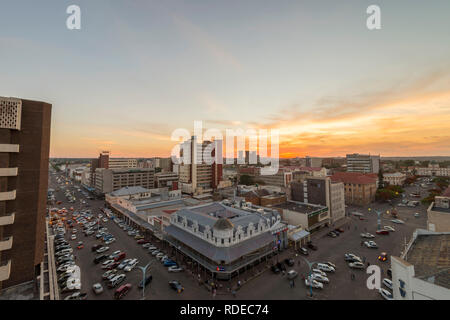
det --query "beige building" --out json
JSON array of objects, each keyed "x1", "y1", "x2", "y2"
[
  {"x1": 94, "y1": 168, "x2": 155, "y2": 194},
  {"x1": 254, "y1": 169, "x2": 292, "y2": 188},
  {"x1": 416, "y1": 164, "x2": 450, "y2": 177},
  {"x1": 346, "y1": 153, "x2": 380, "y2": 174},
  {"x1": 108, "y1": 158, "x2": 138, "y2": 169},
  {"x1": 383, "y1": 172, "x2": 406, "y2": 186},
  {"x1": 427, "y1": 196, "x2": 450, "y2": 232},
  {"x1": 331, "y1": 172, "x2": 377, "y2": 206}
]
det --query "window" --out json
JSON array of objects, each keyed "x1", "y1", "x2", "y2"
[{"x1": 221, "y1": 239, "x2": 224, "y2": 244}]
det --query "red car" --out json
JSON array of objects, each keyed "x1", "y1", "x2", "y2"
[
  {"x1": 335, "y1": 228, "x2": 344, "y2": 233},
  {"x1": 137, "y1": 239, "x2": 150, "y2": 244},
  {"x1": 106, "y1": 262, "x2": 120, "y2": 270},
  {"x1": 376, "y1": 229, "x2": 389, "y2": 235},
  {"x1": 114, "y1": 252, "x2": 126, "y2": 262}
]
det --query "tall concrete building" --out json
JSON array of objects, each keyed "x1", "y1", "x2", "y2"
[
  {"x1": 178, "y1": 136, "x2": 223, "y2": 195},
  {"x1": 290, "y1": 177, "x2": 345, "y2": 224},
  {"x1": 346, "y1": 153, "x2": 380, "y2": 174},
  {"x1": 94, "y1": 168, "x2": 155, "y2": 195},
  {"x1": 0, "y1": 97, "x2": 51, "y2": 290}
]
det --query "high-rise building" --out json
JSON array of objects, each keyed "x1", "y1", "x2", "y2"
[
  {"x1": 0, "y1": 97, "x2": 51, "y2": 290},
  {"x1": 346, "y1": 153, "x2": 380, "y2": 173},
  {"x1": 177, "y1": 136, "x2": 223, "y2": 195},
  {"x1": 94, "y1": 168, "x2": 155, "y2": 195}
]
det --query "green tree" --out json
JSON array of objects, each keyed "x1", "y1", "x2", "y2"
[{"x1": 239, "y1": 174, "x2": 254, "y2": 186}]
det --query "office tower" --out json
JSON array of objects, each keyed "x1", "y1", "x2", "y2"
[
  {"x1": 0, "y1": 97, "x2": 51, "y2": 290},
  {"x1": 346, "y1": 153, "x2": 380, "y2": 173}
]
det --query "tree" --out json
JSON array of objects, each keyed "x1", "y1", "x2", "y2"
[
  {"x1": 378, "y1": 168, "x2": 384, "y2": 190},
  {"x1": 239, "y1": 175, "x2": 254, "y2": 186}
]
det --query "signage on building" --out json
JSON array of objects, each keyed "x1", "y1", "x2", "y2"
[{"x1": 216, "y1": 266, "x2": 225, "y2": 272}]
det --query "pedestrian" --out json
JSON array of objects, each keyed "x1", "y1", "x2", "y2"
[
  {"x1": 289, "y1": 280, "x2": 293, "y2": 288},
  {"x1": 232, "y1": 289, "x2": 236, "y2": 298},
  {"x1": 237, "y1": 280, "x2": 241, "y2": 288},
  {"x1": 212, "y1": 288, "x2": 216, "y2": 298}
]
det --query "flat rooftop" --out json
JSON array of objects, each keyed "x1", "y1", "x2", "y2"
[
  {"x1": 274, "y1": 200, "x2": 326, "y2": 214},
  {"x1": 406, "y1": 233, "x2": 450, "y2": 289},
  {"x1": 431, "y1": 205, "x2": 450, "y2": 214}
]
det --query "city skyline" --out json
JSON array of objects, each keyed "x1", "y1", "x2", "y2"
[{"x1": 1, "y1": 1, "x2": 449, "y2": 158}]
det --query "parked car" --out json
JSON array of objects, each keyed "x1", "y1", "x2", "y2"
[
  {"x1": 364, "y1": 241, "x2": 378, "y2": 249},
  {"x1": 114, "y1": 252, "x2": 126, "y2": 262},
  {"x1": 299, "y1": 247, "x2": 308, "y2": 256},
  {"x1": 360, "y1": 232, "x2": 375, "y2": 239},
  {"x1": 169, "y1": 280, "x2": 184, "y2": 293},
  {"x1": 102, "y1": 269, "x2": 117, "y2": 280},
  {"x1": 109, "y1": 250, "x2": 122, "y2": 259},
  {"x1": 284, "y1": 258, "x2": 295, "y2": 267},
  {"x1": 391, "y1": 219, "x2": 405, "y2": 224},
  {"x1": 137, "y1": 239, "x2": 149, "y2": 244},
  {"x1": 317, "y1": 263, "x2": 335, "y2": 273},
  {"x1": 164, "y1": 260, "x2": 177, "y2": 267},
  {"x1": 64, "y1": 292, "x2": 87, "y2": 300},
  {"x1": 335, "y1": 228, "x2": 344, "y2": 233},
  {"x1": 379, "y1": 288, "x2": 393, "y2": 300},
  {"x1": 305, "y1": 278, "x2": 323, "y2": 289},
  {"x1": 348, "y1": 261, "x2": 365, "y2": 269},
  {"x1": 138, "y1": 275, "x2": 153, "y2": 288},
  {"x1": 93, "y1": 254, "x2": 109, "y2": 264},
  {"x1": 307, "y1": 242, "x2": 318, "y2": 251},
  {"x1": 376, "y1": 229, "x2": 389, "y2": 235},
  {"x1": 118, "y1": 259, "x2": 131, "y2": 270},
  {"x1": 151, "y1": 250, "x2": 160, "y2": 256},
  {"x1": 142, "y1": 243, "x2": 152, "y2": 249},
  {"x1": 378, "y1": 252, "x2": 388, "y2": 262},
  {"x1": 384, "y1": 226, "x2": 395, "y2": 232},
  {"x1": 168, "y1": 266, "x2": 183, "y2": 273},
  {"x1": 92, "y1": 283, "x2": 103, "y2": 295},
  {"x1": 382, "y1": 278, "x2": 393, "y2": 290},
  {"x1": 108, "y1": 274, "x2": 126, "y2": 288},
  {"x1": 324, "y1": 261, "x2": 336, "y2": 269},
  {"x1": 96, "y1": 246, "x2": 109, "y2": 254},
  {"x1": 309, "y1": 273, "x2": 329, "y2": 283},
  {"x1": 114, "y1": 283, "x2": 132, "y2": 300},
  {"x1": 271, "y1": 265, "x2": 281, "y2": 274},
  {"x1": 287, "y1": 270, "x2": 298, "y2": 280},
  {"x1": 312, "y1": 269, "x2": 326, "y2": 277},
  {"x1": 124, "y1": 260, "x2": 138, "y2": 272}
]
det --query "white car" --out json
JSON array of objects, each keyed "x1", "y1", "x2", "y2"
[
  {"x1": 324, "y1": 262, "x2": 336, "y2": 269},
  {"x1": 156, "y1": 253, "x2": 165, "y2": 259},
  {"x1": 148, "y1": 246, "x2": 157, "y2": 251},
  {"x1": 312, "y1": 269, "x2": 327, "y2": 277},
  {"x1": 349, "y1": 261, "x2": 365, "y2": 269},
  {"x1": 159, "y1": 255, "x2": 168, "y2": 262},
  {"x1": 379, "y1": 288, "x2": 393, "y2": 300},
  {"x1": 168, "y1": 266, "x2": 183, "y2": 272},
  {"x1": 305, "y1": 278, "x2": 323, "y2": 289},
  {"x1": 71, "y1": 234, "x2": 77, "y2": 240},
  {"x1": 124, "y1": 260, "x2": 138, "y2": 272},
  {"x1": 287, "y1": 270, "x2": 298, "y2": 280},
  {"x1": 414, "y1": 212, "x2": 420, "y2": 217},
  {"x1": 382, "y1": 278, "x2": 393, "y2": 290},
  {"x1": 142, "y1": 243, "x2": 152, "y2": 249},
  {"x1": 364, "y1": 241, "x2": 378, "y2": 249},
  {"x1": 96, "y1": 246, "x2": 109, "y2": 253},
  {"x1": 384, "y1": 226, "x2": 395, "y2": 232},
  {"x1": 360, "y1": 232, "x2": 375, "y2": 239},
  {"x1": 102, "y1": 259, "x2": 114, "y2": 266},
  {"x1": 109, "y1": 250, "x2": 121, "y2": 259},
  {"x1": 391, "y1": 219, "x2": 405, "y2": 224},
  {"x1": 309, "y1": 273, "x2": 329, "y2": 283},
  {"x1": 316, "y1": 263, "x2": 335, "y2": 273},
  {"x1": 151, "y1": 250, "x2": 160, "y2": 256}
]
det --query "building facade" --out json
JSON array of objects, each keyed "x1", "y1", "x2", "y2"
[
  {"x1": 274, "y1": 200, "x2": 330, "y2": 232},
  {"x1": 331, "y1": 172, "x2": 377, "y2": 206},
  {"x1": 0, "y1": 97, "x2": 51, "y2": 290},
  {"x1": 178, "y1": 136, "x2": 223, "y2": 195},
  {"x1": 94, "y1": 168, "x2": 155, "y2": 195},
  {"x1": 383, "y1": 172, "x2": 406, "y2": 186},
  {"x1": 346, "y1": 153, "x2": 380, "y2": 174},
  {"x1": 416, "y1": 164, "x2": 450, "y2": 177}
]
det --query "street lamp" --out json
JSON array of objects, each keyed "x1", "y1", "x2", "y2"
[
  {"x1": 137, "y1": 261, "x2": 152, "y2": 300},
  {"x1": 375, "y1": 210, "x2": 382, "y2": 230},
  {"x1": 301, "y1": 257, "x2": 318, "y2": 298}
]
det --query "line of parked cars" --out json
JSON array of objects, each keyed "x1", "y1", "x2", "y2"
[{"x1": 304, "y1": 262, "x2": 336, "y2": 289}]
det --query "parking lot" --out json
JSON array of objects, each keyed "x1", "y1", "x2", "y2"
[{"x1": 50, "y1": 172, "x2": 428, "y2": 300}]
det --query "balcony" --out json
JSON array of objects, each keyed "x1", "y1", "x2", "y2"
[
  {"x1": 0, "y1": 260, "x2": 11, "y2": 281},
  {"x1": 0, "y1": 213, "x2": 15, "y2": 226},
  {"x1": 0, "y1": 236, "x2": 13, "y2": 251},
  {"x1": 0, "y1": 144, "x2": 19, "y2": 153},
  {"x1": 0, "y1": 168, "x2": 18, "y2": 177},
  {"x1": 0, "y1": 190, "x2": 16, "y2": 201}
]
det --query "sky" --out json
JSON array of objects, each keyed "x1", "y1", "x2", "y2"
[{"x1": 1, "y1": 0, "x2": 449, "y2": 158}]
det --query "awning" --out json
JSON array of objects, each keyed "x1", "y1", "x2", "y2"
[{"x1": 289, "y1": 229, "x2": 310, "y2": 242}]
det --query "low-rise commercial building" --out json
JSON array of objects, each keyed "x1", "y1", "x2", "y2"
[
  {"x1": 416, "y1": 164, "x2": 450, "y2": 177},
  {"x1": 155, "y1": 172, "x2": 179, "y2": 190},
  {"x1": 274, "y1": 200, "x2": 330, "y2": 232},
  {"x1": 391, "y1": 229, "x2": 450, "y2": 300},
  {"x1": 346, "y1": 153, "x2": 380, "y2": 174},
  {"x1": 383, "y1": 172, "x2": 406, "y2": 186}
]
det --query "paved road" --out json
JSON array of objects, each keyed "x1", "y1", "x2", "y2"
[{"x1": 50, "y1": 172, "x2": 428, "y2": 300}]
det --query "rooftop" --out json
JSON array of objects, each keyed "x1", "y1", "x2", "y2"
[
  {"x1": 406, "y1": 232, "x2": 450, "y2": 289},
  {"x1": 109, "y1": 186, "x2": 150, "y2": 197},
  {"x1": 331, "y1": 172, "x2": 378, "y2": 185},
  {"x1": 274, "y1": 200, "x2": 326, "y2": 214}
]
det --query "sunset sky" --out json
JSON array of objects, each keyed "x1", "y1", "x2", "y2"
[{"x1": 1, "y1": 0, "x2": 449, "y2": 158}]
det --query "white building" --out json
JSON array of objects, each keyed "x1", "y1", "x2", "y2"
[
  {"x1": 416, "y1": 164, "x2": 450, "y2": 177},
  {"x1": 391, "y1": 229, "x2": 450, "y2": 300},
  {"x1": 383, "y1": 172, "x2": 406, "y2": 186}
]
